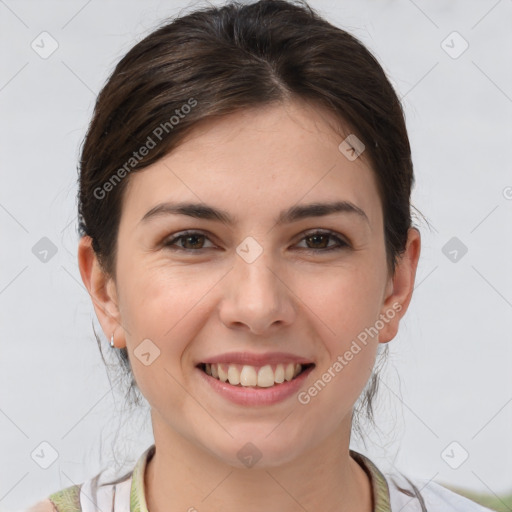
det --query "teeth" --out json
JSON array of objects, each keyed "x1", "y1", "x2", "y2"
[
  {"x1": 274, "y1": 363, "x2": 285, "y2": 383},
  {"x1": 204, "y1": 362, "x2": 306, "y2": 387},
  {"x1": 218, "y1": 364, "x2": 228, "y2": 382},
  {"x1": 257, "y1": 365, "x2": 275, "y2": 387},
  {"x1": 240, "y1": 365, "x2": 257, "y2": 386},
  {"x1": 285, "y1": 363, "x2": 294, "y2": 381},
  {"x1": 227, "y1": 365, "x2": 240, "y2": 385}
]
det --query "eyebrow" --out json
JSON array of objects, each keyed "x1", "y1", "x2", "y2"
[{"x1": 139, "y1": 200, "x2": 370, "y2": 226}]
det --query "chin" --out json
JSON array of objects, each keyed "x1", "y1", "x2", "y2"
[{"x1": 203, "y1": 431, "x2": 305, "y2": 470}]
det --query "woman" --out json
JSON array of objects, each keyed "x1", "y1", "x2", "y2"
[{"x1": 27, "y1": 0, "x2": 492, "y2": 510}]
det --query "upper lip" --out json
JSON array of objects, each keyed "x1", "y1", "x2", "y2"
[{"x1": 198, "y1": 352, "x2": 315, "y2": 366}]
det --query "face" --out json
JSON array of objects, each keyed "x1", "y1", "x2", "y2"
[{"x1": 80, "y1": 99, "x2": 419, "y2": 469}]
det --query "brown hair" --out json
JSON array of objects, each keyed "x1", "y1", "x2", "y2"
[{"x1": 78, "y1": 0, "x2": 421, "y2": 458}]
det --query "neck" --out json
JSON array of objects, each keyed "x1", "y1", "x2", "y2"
[{"x1": 144, "y1": 413, "x2": 373, "y2": 512}]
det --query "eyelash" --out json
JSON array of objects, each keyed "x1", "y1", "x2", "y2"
[{"x1": 162, "y1": 229, "x2": 350, "y2": 253}]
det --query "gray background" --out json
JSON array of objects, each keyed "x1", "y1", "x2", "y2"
[{"x1": 1, "y1": 0, "x2": 511, "y2": 509}]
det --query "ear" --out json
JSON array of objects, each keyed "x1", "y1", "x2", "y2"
[
  {"x1": 77, "y1": 236, "x2": 126, "y2": 348},
  {"x1": 378, "y1": 227, "x2": 421, "y2": 344}
]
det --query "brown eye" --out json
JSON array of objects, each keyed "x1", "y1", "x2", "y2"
[
  {"x1": 163, "y1": 231, "x2": 214, "y2": 251},
  {"x1": 297, "y1": 230, "x2": 349, "y2": 252},
  {"x1": 179, "y1": 234, "x2": 206, "y2": 250},
  {"x1": 162, "y1": 229, "x2": 349, "y2": 253}
]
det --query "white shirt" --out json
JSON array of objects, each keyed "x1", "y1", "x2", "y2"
[{"x1": 28, "y1": 444, "x2": 495, "y2": 511}]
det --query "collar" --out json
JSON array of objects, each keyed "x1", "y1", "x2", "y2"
[
  {"x1": 130, "y1": 445, "x2": 392, "y2": 512},
  {"x1": 350, "y1": 449, "x2": 392, "y2": 512}
]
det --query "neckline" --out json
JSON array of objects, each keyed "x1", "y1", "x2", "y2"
[
  {"x1": 130, "y1": 444, "x2": 392, "y2": 512},
  {"x1": 130, "y1": 443, "x2": 155, "y2": 512},
  {"x1": 349, "y1": 449, "x2": 392, "y2": 512}
]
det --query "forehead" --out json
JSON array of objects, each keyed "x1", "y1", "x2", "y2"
[{"x1": 120, "y1": 100, "x2": 383, "y2": 230}]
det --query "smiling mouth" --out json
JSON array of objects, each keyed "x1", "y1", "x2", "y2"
[{"x1": 197, "y1": 362, "x2": 315, "y2": 388}]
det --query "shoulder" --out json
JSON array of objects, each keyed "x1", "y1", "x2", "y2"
[
  {"x1": 24, "y1": 446, "x2": 151, "y2": 512},
  {"x1": 24, "y1": 484, "x2": 82, "y2": 512},
  {"x1": 386, "y1": 472, "x2": 495, "y2": 511},
  {"x1": 24, "y1": 499, "x2": 57, "y2": 512},
  {"x1": 24, "y1": 482, "x2": 80, "y2": 512}
]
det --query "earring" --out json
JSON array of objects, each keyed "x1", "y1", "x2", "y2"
[{"x1": 110, "y1": 333, "x2": 115, "y2": 348}]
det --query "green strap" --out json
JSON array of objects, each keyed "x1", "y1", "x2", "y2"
[
  {"x1": 130, "y1": 445, "x2": 154, "y2": 512},
  {"x1": 350, "y1": 449, "x2": 392, "y2": 512},
  {"x1": 45, "y1": 447, "x2": 391, "y2": 512},
  {"x1": 47, "y1": 484, "x2": 82, "y2": 512}
]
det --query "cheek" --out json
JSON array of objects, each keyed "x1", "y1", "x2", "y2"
[
  {"x1": 118, "y1": 267, "x2": 200, "y2": 408},
  {"x1": 120, "y1": 257, "x2": 208, "y2": 334},
  {"x1": 294, "y1": 264, "x2": 385, "y2": 345},
  {"x1": 296, "y1": 339, "x2": 376, "y2": 444},
  {"x1": 118, "y1": 261, "x2": 223, "y2": 388}
]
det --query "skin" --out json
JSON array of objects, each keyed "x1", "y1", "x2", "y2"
[{"x1": 78, "y1": 99, "x2": 420, "y2": 512}]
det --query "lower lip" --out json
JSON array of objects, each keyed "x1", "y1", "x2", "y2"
[{"x1": 196, "y1": 365, "x2": 315, "y2": 406}]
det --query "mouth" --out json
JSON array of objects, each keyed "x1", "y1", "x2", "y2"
[{"x1": 196, "y1": 362, "x2": 316, "y2": 388}]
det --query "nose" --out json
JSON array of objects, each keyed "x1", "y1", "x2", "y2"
[{"x1": 218, "y1": 249, "x2": 296, "y2": 335}]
